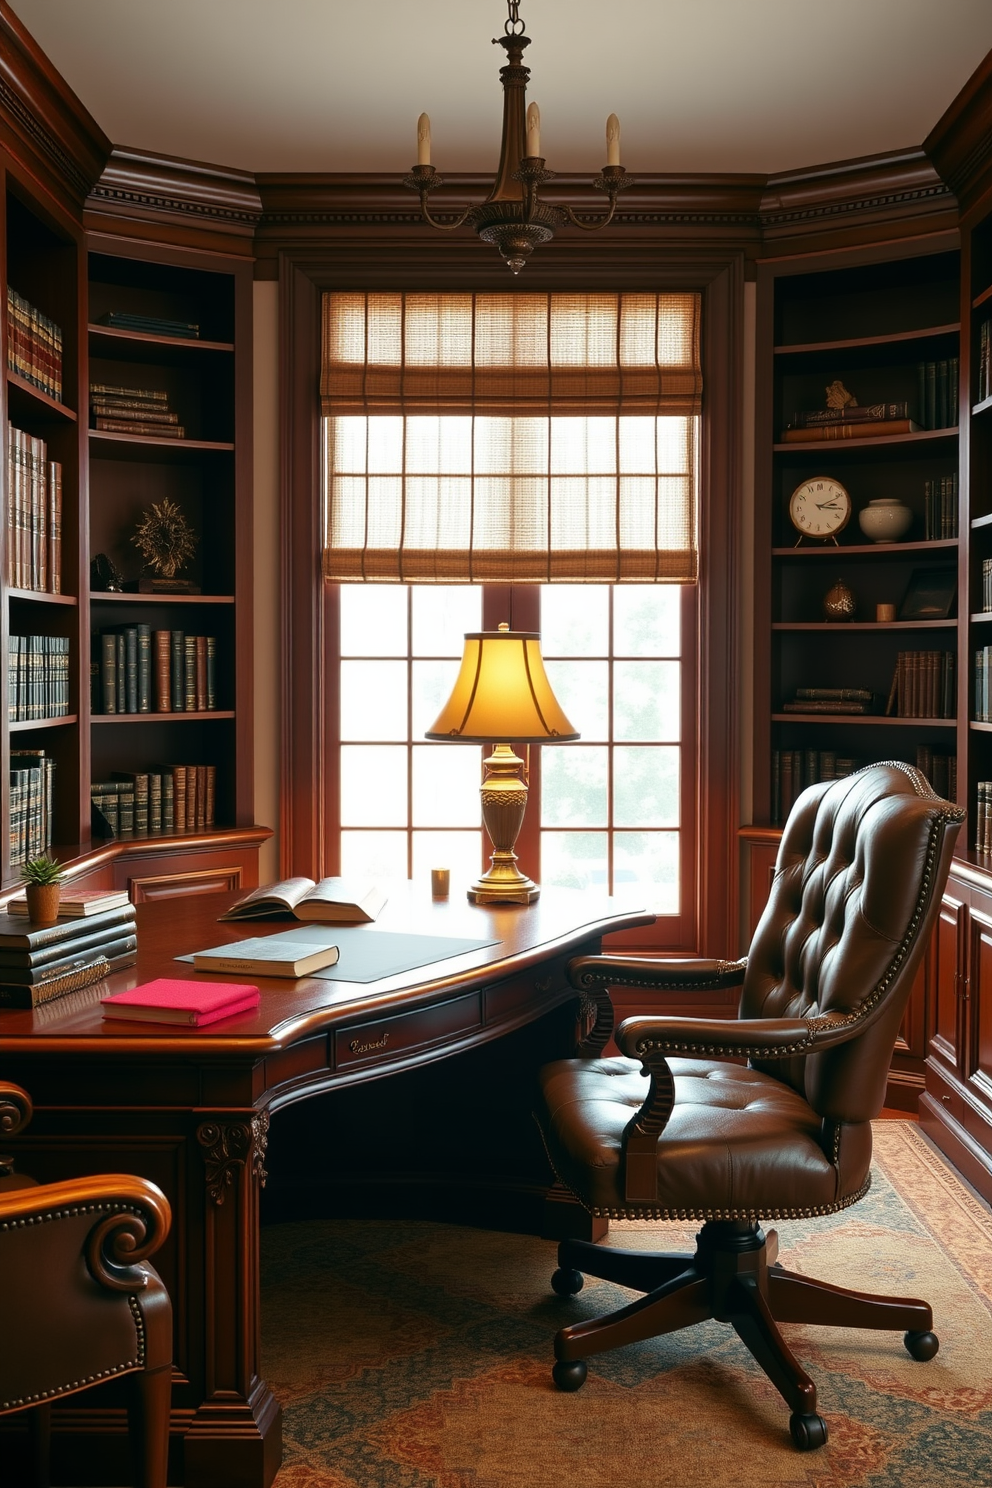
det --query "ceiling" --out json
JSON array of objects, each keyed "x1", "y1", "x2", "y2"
[{"x1": 9, "y1": 0, "x2": 992, "y2": 179}]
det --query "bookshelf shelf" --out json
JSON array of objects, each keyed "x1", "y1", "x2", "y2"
[
  {"x1": 772, "y1": 538, "x2": 956, "y2": 558},
  {"x1": 6, "y1": 369, "x2": 76, "y2": 420},
  {"x1": 88, "y1": 324, "x2": 234, "y2": 357},
  {"x1": 91, "y1": 712, "x2": 236, "y2": 724},
  {"x1": 89, "y1": 591, "x2": 235, "y2": 605},
  {"x1": 773, "y1": 428, "x2": 958, "y2": 455},
  {"x1": 772, "y1": 620, "x2": 957, "y2": 632},
  {"x1": 6, "y1": 589, "x2": 77, "y2": 605},
  {"x1": 771, "y1": 714, "x2": 956, "y2": 727},
  {"x1": 973, "y1": 282, "x2": 992, "y2": 312},
  {"x1": 89, "y1": 430, "x2": 235, "y2": 459},
  {"x1": 10, "y1": 715, "x2": 78, "y2": 732},
  {"x1": 773, "y1": 323, "x2": 960, "y2": 357},
  {"x1": 973, "y1": 393, "x2": 992, "y2": 418}
]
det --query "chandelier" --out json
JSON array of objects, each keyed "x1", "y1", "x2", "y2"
[{"x1": 404, "y1": 0, "x2": 633, "y2": 274}]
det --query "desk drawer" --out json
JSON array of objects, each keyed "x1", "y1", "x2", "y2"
[{"x1": 335, "y1": 992, "x2": 482, "y2": 1070}]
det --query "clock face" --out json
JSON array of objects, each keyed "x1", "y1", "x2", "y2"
[{"x1": 788, "y1": 477, "x2": 852, "y2": 540}]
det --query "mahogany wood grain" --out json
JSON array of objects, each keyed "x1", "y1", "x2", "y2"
[{"x1": 0, "y1": 885, "x2": 652, "y2": 1488}]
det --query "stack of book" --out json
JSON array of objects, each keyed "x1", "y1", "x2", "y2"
[
  {"x1": 924, "y1": 474, "x2": 958, "y2": 540},
  {"x1": 6, "y1": 286, "x2": 62, "y2": 401},
  {"x1": 771, "y1": 750, "x2": 863, "y2": 825},
  {"x1": 92, "y1": 763, "x2": 217, "y2": 838},
  {"x1": 978, "y1": 319, "x2": 992, "y2": 405},
  {"x1": 781, "y1": 402, "x2": 918, "y2": 443},
  {"x1": 94, "y1": 627, "x2": 216, "y2": 715},
  {"x1": 97, "y1": 311, "x2": 199, "y2": 340},
  {"x1": 886, "y1": 651, "x2": 956, "y2": 718},
  {"x1": 975, "y1": 782, "x2": 992, "y2": 853},
  {"x1": 983, "y1": 558, "x2": 992, "y2": 614},
  {"x1": 914, "y1": 746, "x2": 956, "y2": 800},
  {"x1": 7, "y1": 634, "x2": 70, "y2": 721},
  {"x1": 90, "y1": 382, "x2": 185, "y2": 439},
  {"x1": 9, "y1": 748, "x2": 54, "y2": 868},
  {"x1": 974, "y1": 647, "x2": 992, "y2": 722},
  {"x1": 916, "y1": 358, "x2": 959, "y2": 429},
  {"x1": 781, "y1": 687, "x2": 877, "y2": 715},
  {"x1": 6, "y1": 424, "x2": 62, "y2": 592},
  {"x1": 0, "y1": 894, "x2": 137, "y2": 1009}
]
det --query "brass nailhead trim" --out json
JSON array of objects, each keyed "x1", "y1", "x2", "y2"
[{"x1": 0, "y1": 1285, "x2": 146, "y2": 1413}]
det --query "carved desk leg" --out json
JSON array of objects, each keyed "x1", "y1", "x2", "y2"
[{"x1": 184, "y1": 1111, "x2": 281, "y2": 1488}]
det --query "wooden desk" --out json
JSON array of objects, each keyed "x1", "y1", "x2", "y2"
[{"x1": 0, "y1": 884, "x2": 652, "y2": 1488}]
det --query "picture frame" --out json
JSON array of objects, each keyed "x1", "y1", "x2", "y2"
[{"x1": 898, "y1": 567, "x2": 957, "y2": 621}]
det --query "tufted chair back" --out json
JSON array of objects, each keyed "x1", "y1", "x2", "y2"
[{"x1": 742, "y1": 762, "x2": 961, "y2": 1124}]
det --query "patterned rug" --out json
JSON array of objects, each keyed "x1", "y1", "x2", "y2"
[{"x1": 262, "y1": 1122, "x2": 992, "y2": 1487}]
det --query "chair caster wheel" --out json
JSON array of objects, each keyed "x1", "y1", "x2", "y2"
[
  {"x1": 551, "y1": 1267, "x2": 584, "y2": 1297},
  {"x1": 552, "y1": 1359, "x2": 587, "y2": 1392},
  {"x1": 905, "y1": 1329, "x2": 939, "y2": 1361},
  {"x1": 790, "y1": 1412, "x2": 828, "y2": 1451}
]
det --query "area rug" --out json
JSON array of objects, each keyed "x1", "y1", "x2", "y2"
[{"x1": 262, "y1": 1122, "x2": 992, "y2": 1487}]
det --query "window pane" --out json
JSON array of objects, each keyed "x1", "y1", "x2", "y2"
[
  {"x1": 412, "y1": 660, "x2": 463, "y2": 738},
  {"x1": 615, "y1": 832, "x2": 680, "y2": 913},
  {"x1": 412, "y1": 745, "x2": 481, "y2": 827},
  {"x1": 541, "y1": 831, "x2": 608, "y2": 891},
  {"x1": 614, "y1": 586, "x2": 680, "y2": 657},
  {"x1": 340, "y1": 660, "x2": 407, "y2": 741},
  {"x1": 541, "y1": 585, "x2": 609, "y2": 657},
  {"x1": 541, "y1": 746, "x2": 608, "y2": 827},
  {"x1": 545, "y1": 660, "x2": 608, "y2": 741},
  {"x1": 412, "y1": 830, "x2": 483, "y2": 891},
  {"x1": 614, "y1": 661, "x2": 680, "y2": 742},
  {"x1": 551, "y1": 418, "x2": 616, "y2": 475},
  {"x1": 613, "y1": 746, "x2": 679, "y2": 828},
  {"x1": 411, "y1": 586, "x2": 482, "y2": 656},
  {"x1": 341, "y1": 745, "x2": 407, "y2": 826},
  {"x1": 340, "y1": 585, "x2": 407, "y2": 656},
  {"x1": 341, "y1": 830, "x2": 407, "y2": 881}
]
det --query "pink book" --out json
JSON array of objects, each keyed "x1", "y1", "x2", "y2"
[{"x1": 101, "y1": 977, "x2": 260, "y2": 1026}]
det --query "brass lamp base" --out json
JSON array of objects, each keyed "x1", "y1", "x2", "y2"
[{"x1": 468, "y1": 743, "x2": 540, "y2": 905}]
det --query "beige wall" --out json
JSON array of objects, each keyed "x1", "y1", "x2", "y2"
[{"x1": 253, "y1": 279, "x2": 280, "y2": 881}]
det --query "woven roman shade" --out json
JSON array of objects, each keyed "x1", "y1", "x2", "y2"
[{"x1": 321, "y1": 291, "x2": 701, "y2": 583}]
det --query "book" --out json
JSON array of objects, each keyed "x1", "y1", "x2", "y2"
[
  {"x1": 101, "y1": 977, "x2": 260, "y2": 1027},
  {"x1": 788, "y1": 402, "x2": 908, "y2": 429},
  {"x1": 0, "y1": 903, "x2": 136, "y2": 949},
  {"x1": 0, "y1": 933, "x2": 137, "y2": 983},
  {"x1": 0, "y1": 953, "x2": 111, "y2": 1009},
  {"x1": 8, "y1": 888, "x2": 130, "y2": 917},
  {"x1": 218, "y1": 877, "x2": 387, "y2": 924},
  {"x1": 192, "y1": 933, "x2": 340, "y2": 979},
  {"x1": 780, "y1": 419, "x2": 919, "y2": 443},
  {"x1": 781, "y1": 700, "x2": 871, "y2": 714}
]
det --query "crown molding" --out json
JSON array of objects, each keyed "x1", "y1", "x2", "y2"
[
  {"x1": 759, "y1": 148, "x2": 956, "y2": 246},
  {"x1": 0, "y1": 0, "x2": 109, "y2": 210},
  {"x1": 85, "y1": 146, "x2": 263, "y2": 254},
  {"x1": 924, "y1": 46, "x2": 992, "y2": 216}
]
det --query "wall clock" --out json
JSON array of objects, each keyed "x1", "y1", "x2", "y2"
[{"x1": 788, "y1": 477, "x2": 852, "y2": 545}]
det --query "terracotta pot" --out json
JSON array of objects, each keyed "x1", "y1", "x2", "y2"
[{"x1": 25, "y1": 882, "x2": 61, "y2": 923}]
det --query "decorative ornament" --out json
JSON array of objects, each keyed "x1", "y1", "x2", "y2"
[
  {"x1": 131, "y1": 497, "x2": 197, "y2": 581},
  {"x1": 825, "y1": 380, "x2": 858, "y2": 411},
  {"x1": 823, "y1": 577, "x2": 857, "y2": 622}
]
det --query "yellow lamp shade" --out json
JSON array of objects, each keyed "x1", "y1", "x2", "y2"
[{"x1": 425, "y1": 629, "x2": 578, "y2": 744}]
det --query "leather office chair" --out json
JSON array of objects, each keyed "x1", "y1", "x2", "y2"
[
  {"x1": 0, "y1": 1081, "x2": 173, "y2": 1488},
  {"x1": 537, "y1": 762, "x2": 964, "y2": 1450}
]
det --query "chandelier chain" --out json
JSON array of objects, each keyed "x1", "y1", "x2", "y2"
[{"x1": 503, "y1": 1, "x2": 525, "y2": 37}]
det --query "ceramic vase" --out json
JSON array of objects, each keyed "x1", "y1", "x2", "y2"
[{"x1": 858, "y1": 498, "x2": 913, "y2": 543}]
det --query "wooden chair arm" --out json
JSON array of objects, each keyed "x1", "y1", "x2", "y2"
[
  {"x1": 0, "y1": 1174, "x2": 172, "y2": 1291},
  {"x1": 0, "y1": 1082, "x2": 33, "y2": 1139},
  {"x1": 567, "y1": 956, "x2": 748, "y2": 1056}
]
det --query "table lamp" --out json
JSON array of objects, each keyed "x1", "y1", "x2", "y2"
[{"x1": 425, "y1": 622, "x2": 579, "y2": 904}]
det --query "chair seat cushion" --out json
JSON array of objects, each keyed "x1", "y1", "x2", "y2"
[{"x1": 539, "y1": 1056, "x2": 865, "y2": 1220}]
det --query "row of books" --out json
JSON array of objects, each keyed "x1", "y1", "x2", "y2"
[
  {"x1": 6, "y1": 422, "x2": 62, "y2": 593},
  {"x1": 90, "y1": 380, "x2": 185, "y2": 440},
  {"x1": 885, "y1": 651, "x2": 956, "y2": 719},
  {"x1": 781, "y1": 402, "x2": 917, "y2": 444},
  {"x1": 976, "y1": 782, "x2": 992, "y2": 853},
  {"x1": 978, "y1": 318, "x2": 992, "y2": 405},
  {"x1": 923, "y1": 474, "x2": 958, "y2": 540},
  {"x1": 974, "y1": 647, "x2": 992, "y2": 722},
  {"x1": 771, "y1": 750, "x2": 864, "y2": 824},
  {"x1": 916, "y1": 359, "x2": 959, "y2": 430},
  {"x1": 91, "y1": 763, "x2": 217, "y2": 838},
  {"x1": 7, "y1": 635, "x2": 71, "y2": 722},
  {"x1": 981, "y1": 558, "x2": 992, "y2": 614},
  {"x1": 9, "y1": 749, "x2": 55, "y2": 867},
  {"x1": 7, "y1": 285, "x2": 63, "y2": 402},
  {"x1": 98, "y1": 311, "x2": 200, "y2": 340},
  {"x1": 94, "y1": 627, "x2": 217, "y2": 715},
  {"x1": 0, "y1": 898, "x2": 137, "y2": 1010},
  {"x1": 913, "y1": 747, "x2": 957, "y2": 802}
]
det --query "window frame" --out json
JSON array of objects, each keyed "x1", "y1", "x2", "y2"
[{"x1": 279, "y1": 246, "x2": 744, "y2": 959}]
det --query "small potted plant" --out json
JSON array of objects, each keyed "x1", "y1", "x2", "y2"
[{"x1": 20, "y1": 855, "x2": 65, "y2": 924}]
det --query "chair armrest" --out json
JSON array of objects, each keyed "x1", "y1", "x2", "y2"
[
  {"x1": 616, "y1": 1007, "x2": 859, "y2": 1063},
  {"x1": 566, "y1": 956, "x2": 747, "y2": 1056},
  {"x1": 0, "y1": 1081, "x2": 33, "y2": 1138},
  {"x1": 0, "y1": 1173, "x2": 171, "y2": 1291}
]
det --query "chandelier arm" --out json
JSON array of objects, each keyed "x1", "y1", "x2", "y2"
[
  {"x1": 559, "y1": 200, "x2": 620, "y2": 232},
  {"x1": 417, "y1": 200, "x2": 482, "y2": 232}
]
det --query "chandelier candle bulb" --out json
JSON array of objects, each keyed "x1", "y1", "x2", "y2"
[
  {"x1": 606, "y1": 113, "x2": 621, "y2": 166},
  {"x1": 526, "y1": 102, "x2": 541, "y2": 158},
  {"x1": 417, "y1": 113, "x2": 431, "y2": 166}
]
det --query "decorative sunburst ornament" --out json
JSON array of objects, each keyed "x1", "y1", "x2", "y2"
[{"x1": 132, "y1": 496, "x2": 197, "y2": 580}]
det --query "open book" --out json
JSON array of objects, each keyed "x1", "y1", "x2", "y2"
[{"x1": 218, "y1": 877, "x2": 386, "y2": 924}]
